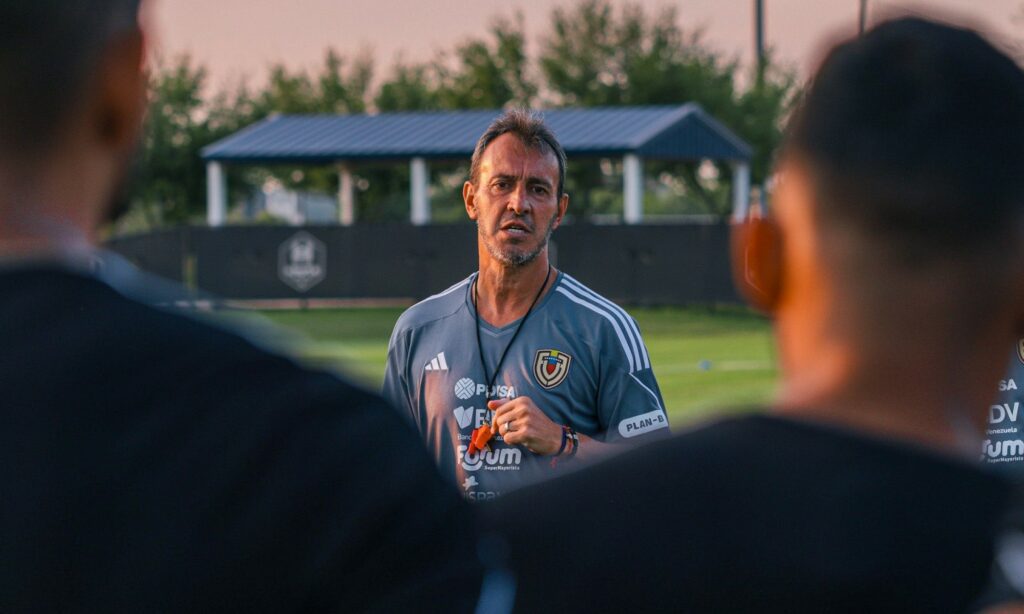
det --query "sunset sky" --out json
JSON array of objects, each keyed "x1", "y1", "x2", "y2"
[{"x1": 148, "y1": 0, "x2": 1021, "y2": 94}]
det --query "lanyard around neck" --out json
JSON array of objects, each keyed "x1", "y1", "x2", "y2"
[{"x1": 472, "y1": 264, "x2": 552, "y2": 402}]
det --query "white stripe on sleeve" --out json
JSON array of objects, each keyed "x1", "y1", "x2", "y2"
[
  {"x1": 555, "y1": 286, "x2": 637, "y2": 373},
  {"x1": 562, "y1": 276, "x2": 650, "y2": 370}
]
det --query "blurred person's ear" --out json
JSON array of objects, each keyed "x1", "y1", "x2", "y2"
[
  {"x1": 93, "y1": 28, "x2": 146, "y2": 154},
  {"x1": 731, "y1": 215, "x2": 782, "y2": 314}
]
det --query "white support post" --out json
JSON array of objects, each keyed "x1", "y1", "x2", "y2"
[
  {"x1": 623, "y1": 154, "x2": 644, "y2": 224},
  {"x1": 731, "y1": 161, "x2": 751, "y2": 221},
  {"x1": 206, "y1": 161, "x2": 227, "y2": 227},
  {"x1": 338, "y1": 163, "x2": 355, "y2": 226},
  {"x1": 410, "y1": 157, "x2": 430, "y2": 225}
]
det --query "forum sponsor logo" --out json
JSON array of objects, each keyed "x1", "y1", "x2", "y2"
[
  {"x1": 982, "y1": 438, "x2": 1024, "y2": 462},
  {"x1": 457, "y1": 444, "x2": 522, "y2": 472}
]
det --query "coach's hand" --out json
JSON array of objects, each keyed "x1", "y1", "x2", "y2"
[{"x1": 489, "y1": 397, "x2": 562, "y2": 455}]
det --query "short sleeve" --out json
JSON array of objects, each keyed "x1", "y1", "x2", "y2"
[
  {"x1": 594, "y1": 321, "x2": 670, "y2": 443},
  {"x1": 382, "y1": 325, "x2": 416, "y2": 426}
]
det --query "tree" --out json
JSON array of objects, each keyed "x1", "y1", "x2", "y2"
[
  {"x1": 437, "y1": 13, "x2": 536, "y2": 109},
  {"x1": 126, "y1": 55, "x2": 210, "y2": 226},
  {"x1": 376, "y1": 61, "x2": 442, "y2": 112},
  {"x1": 375, "y1": 14, "x2": 536, "y2": 112},
  {"x1": 538, "y1": 0, "x2": 795, "y2": 216},
  {"x1": 122, "y1": 50, "x2": 377, "y2": 228},
  {"x1": 252, "y1": 49, "x2": 372, "y2": 117}
]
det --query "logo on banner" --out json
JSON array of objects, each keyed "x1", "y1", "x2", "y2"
[
  {"x1": 1018, "y1": 339, "x2": 1024, "y2": 365},
  {"x1": 278, "y1": 231, "x2": 326, "y2": 292},
  {"x1": 534, "y1": 349, "x2": 572, "y2": 389}
]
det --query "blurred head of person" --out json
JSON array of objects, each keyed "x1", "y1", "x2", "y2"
[
  {"x1": 0, "y1": 0, "x2": 146, "y2": 246},
  {"x1": 733, "y1": 17, "x2": 1024, "y2": 441}
]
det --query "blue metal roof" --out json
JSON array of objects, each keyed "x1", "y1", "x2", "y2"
[{"x1": 201, "y1": 104, "x2": 751, "y2": 164}]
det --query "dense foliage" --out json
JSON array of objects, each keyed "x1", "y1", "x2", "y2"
[{"x1": 120, "y1": 0, "x2": 796, "y2": 230}]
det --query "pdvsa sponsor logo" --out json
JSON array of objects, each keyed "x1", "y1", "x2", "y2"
[
  {"x1": 457, "y1": 444, "x2": 522, "y2": 472},
  {"x1": 454, "y1": 378, "x2": 476, "y2": 400},
  {"x1": 618, "y1": 410, "x2": 669, "y2": 438},
  {"x1": 989, "y1": 402, "x2": 1020, "y2": 425},
  {"x1": 982, "y1": 439, "x2": 1024, "y2": 462},
  {"x1": 1000, "y1": 379, "x2": 1018, "y2": 392},
  {"x1": 452, "y1": 378, "x2": 516, "y2": 400},
  {"x1": 453, "y1": 406, "x2": 492, "y2": 430}
]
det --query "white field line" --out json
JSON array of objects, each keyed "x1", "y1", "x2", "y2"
[{"x1": 656, "y1": 360, "x2": 774, "y2": 374}]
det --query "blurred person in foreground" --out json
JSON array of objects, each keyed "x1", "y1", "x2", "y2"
[
  {"x1": 486, "y1": 17, "x2": 1024, "y2": 612},
  {"x1": 0, "y1": 1, "x2": 487, "y2": 611},
  {"x1": 977, "y1": 344, "x2": 1024, "y2": 610},
  {"x1": 383, "y1": 110, "x2": 668, "y2": 502}
]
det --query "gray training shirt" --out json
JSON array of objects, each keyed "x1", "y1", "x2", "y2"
[{"x1": 383, "y1": 271, "x2": 669, "y2": 501}]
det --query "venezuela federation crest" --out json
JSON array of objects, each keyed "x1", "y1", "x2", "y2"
[{"x1": 534, "y1": 349, "x2": 572, "y2": 389}]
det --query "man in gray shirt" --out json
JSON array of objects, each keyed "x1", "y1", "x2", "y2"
[{"x1": 383, "y1": 110, "x2": 668, "y2": 501}]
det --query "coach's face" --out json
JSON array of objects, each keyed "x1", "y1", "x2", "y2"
[{"x1": 464, "y1": 133, "x2": 568, "y2": 267}]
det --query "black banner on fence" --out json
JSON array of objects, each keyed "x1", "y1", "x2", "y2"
[
  {"x1": 106, "y1": 223, "x2": 740, "y2": 305},
  {"x1": 105, "y1": 228, "x2": 187, "y2": 283}
]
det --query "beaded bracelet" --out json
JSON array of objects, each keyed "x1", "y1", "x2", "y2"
[
  {"x1": 566, "y1": 427, "x2": 580, "y2": 458},
  {"x1": 550, "y1": 425, "x2": 579, "y2": 468},
  {"x1": 554, "y1": 426, "x2": 569, "y2": 457}
]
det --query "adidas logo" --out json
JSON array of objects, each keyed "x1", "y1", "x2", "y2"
[{"x1": 425, "y1": 352, "x2": 449, "y2": 372}]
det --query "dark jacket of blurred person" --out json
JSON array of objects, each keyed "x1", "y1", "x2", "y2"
[
  {"x1": 0, "y1": 2, "x2": 489, "y2": 611},
  {"x1": 486, "y1": 18, "x2": 1024, "y2": 613}
]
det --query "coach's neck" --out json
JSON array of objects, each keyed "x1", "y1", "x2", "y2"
[{"x1": 476, "y1": 252, "x2": 554, "y2": 328}]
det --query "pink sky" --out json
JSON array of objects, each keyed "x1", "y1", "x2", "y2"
[{"x1": 148, "y1": 0, "x2": 1021, "y2": 93}]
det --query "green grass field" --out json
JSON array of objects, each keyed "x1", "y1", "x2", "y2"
[{"x1": 246, "y1": 305, "x2": 779, "y2": 426}]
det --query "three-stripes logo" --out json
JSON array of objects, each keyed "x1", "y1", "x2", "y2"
[{"x1": 425, "y1": 352, "x2": 449, "y2": 372}]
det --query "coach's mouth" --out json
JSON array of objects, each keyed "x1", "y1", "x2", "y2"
[{"x1": 500, "y1": 221, "x2": 532, "y2": 238}]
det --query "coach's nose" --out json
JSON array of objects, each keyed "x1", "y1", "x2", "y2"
[{"x1": 507, "y1": 182, "x2": 531, "y2": 216}]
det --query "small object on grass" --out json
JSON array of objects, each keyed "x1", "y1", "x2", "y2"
[{"x1": 698, "y1": 359, "x2": 712, "y2": 371}]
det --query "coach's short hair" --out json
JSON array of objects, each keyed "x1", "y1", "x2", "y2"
[
  {"x1": 470, "y1": 109, "x2": 568, "y2": 199},
  {"x1": 785, "y1": 17, "x2": 1024, "y2": 260},
  {"x1": 0, "y1": 0, "x2": 142, "y2": 156}
]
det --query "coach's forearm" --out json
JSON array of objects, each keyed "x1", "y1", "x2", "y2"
[{"x1": 569, "y1": 433, "x2": 618, "y2": 462}]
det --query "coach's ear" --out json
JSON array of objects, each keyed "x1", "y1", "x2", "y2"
[
  {"x1": 553, "y1": 193, "x2": 568, "y2": 230},
  {"x1": 464, "y1": 181, "x2": 478, "y2": 221},
  {"x1": 731, "y1": 216, "x2": 783, "y2": 315}
]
